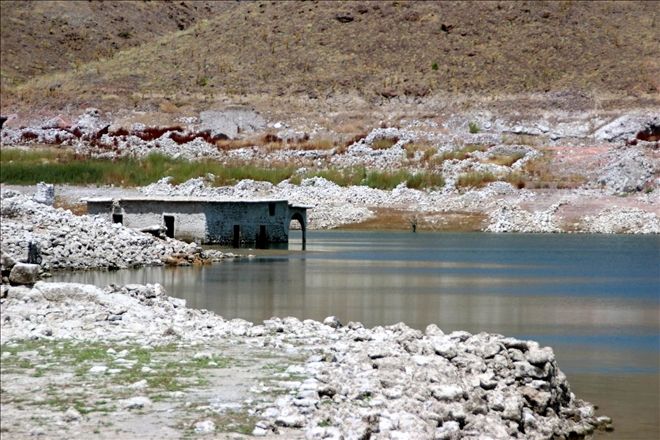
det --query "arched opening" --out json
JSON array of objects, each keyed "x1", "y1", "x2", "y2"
[{"x1": 289, "y1": 212, "x2": 307, "y2": 250}]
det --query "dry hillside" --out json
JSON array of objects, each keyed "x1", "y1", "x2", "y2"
[
  {"x1": 0, "y1": 0, "x2": 233, "y2": 88},
  {"x1": 1, "y1": 1, "x2": 658, "y2": 116}
]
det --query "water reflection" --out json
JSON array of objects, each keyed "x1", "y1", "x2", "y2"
[{"x1": 52, "y1": 231, "x2": 660, "y2": 439}]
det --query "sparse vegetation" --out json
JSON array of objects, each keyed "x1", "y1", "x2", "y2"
[
  {"x1": 456, "y1": 171, "x2": 497, "y2": 188},
  {"x1": 487, "y1": 152, "x2": 526, "y2": 167},
  {"x1": 521, "y1": 152, "x2": 587, "y2": 189},
  {"x1": 502, "y1": 134, "x2": 542, "y2": 146},
  {"x1": 294, "y1": 167, "x2": 444, "y2": 190},
  {"x1": 0, "y1": 148, "x2": 445, "y2": 191},
  {"x1": 505, "y1": 172, "x2": 526, "y2": 189},
  {"x1": 371, "y1": 137, "x2": 399, "y2": 150},
  {"x1": 364, "y1": 170, "x2": 444, "y2": 190},
  {"x1": 1, "y1": 339, "x2": 232, "y2": 415},
  {"x1": 0, "y1": 149, "x2": 297, "y2": 186},
  {"x1": 432, "y1": 144, "x2": 489, "y2": 165},
  {"x1": 404, "y1": 142, "x2": 437, "y2": 162},
  {"x1": 468, "y1": 122, "x2": 480, "y2": 134},
  {"x1": 4, "y1": 2, "x2": 655, "y2": 112}
]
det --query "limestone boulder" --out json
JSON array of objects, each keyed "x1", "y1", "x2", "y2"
[
  {"x1": 199, "y1": 108, "x2": 266, "y2": 139},
  {"x1": 1, "y1": 251, "x2": 17, "y2": 273},
  {"x1": 33, "y1": 182, "x2": 55, "y2": 206},
  {"x1": 8, "y1": 263, "x2": 40, "y2": 285}
]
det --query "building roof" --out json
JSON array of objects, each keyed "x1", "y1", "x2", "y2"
[{"x1": 83, "y1": 197, "x2": 311, "y2": 209}]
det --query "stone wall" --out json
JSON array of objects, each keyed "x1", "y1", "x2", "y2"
[
  {"x1": 86, "y1": 199, "x2": 306, "y2": 246},
  {"x1": 121, "y1": 200, "x2": 207, "y2": 243},
  {"x1": 204, "y1": 201, "x2": 291, "y2": 246}
]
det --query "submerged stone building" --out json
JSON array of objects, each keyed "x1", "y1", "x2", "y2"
[{"x1": 85, "y1": 197, "x2": 309, "y2": 249}]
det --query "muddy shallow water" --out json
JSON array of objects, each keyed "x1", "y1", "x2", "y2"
[{"x1": 54, "y1": 231, "x2": 660, "y2": 439}]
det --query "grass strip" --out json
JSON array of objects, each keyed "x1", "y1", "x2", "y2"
[{"x1": 1, "y1": 148, "x2": 445, "y2": 190}]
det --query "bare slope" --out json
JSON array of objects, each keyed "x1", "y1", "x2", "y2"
[
  {"x1": 1, "y1": 1, "x2": 658, "y2": 114},
  {"x1": 0, "y1": 0, "x2": 235, "y2": 87}
]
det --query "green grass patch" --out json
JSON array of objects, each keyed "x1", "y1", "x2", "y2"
[
  {"x1": 1, "y1": 148, "x2": 446, "y2": 190},
  {"x1": 0, "y1": 149, "x2": 296, "y2": 186},
  {"x1": 298, "y1": 167, "x2": 444, "y2": 190},
  {"x1": 1, "y1": 339, "x2": 235, "y2": 417}
]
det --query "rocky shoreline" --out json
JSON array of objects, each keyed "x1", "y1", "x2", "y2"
[
  {"x1": 0, "y1": 184, "x2": 616, "y2": 438},
  {"x1": 137, "y1": 175, "x2": 660, "y2": 234},
  {"x1": 0, "y1": 107, "x2": 655, "y2": 438},
  {"x1": 1, "y1": 190, "x2": 232, "y2": 277},
  {"x1": 2, "y1": 106, "x2": 658, "y2": 234},
  {"x1": 1, "y1": 281, "x2": 613, "y2": 439}
]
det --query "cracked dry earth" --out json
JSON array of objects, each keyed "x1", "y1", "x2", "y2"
[{"x1": 0, "y1": 340, "x2": 305, "y2": 439}]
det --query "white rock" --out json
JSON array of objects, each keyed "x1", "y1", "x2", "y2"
[
  {"x1": 121, "y1": 396, "x2": 152, "y2": 410},
  {"x1": 193, "y1": 419, "x2": 216, "y2": 434},
  {"x1": 128, "y1": 379, "x2": 148, "y2": 390},
  {"x1": 88, "y1": 365, "x2": 107, "y2": 374},
  {"x1": 63, "y1": 407, "x2": 82, "y2": 422}
]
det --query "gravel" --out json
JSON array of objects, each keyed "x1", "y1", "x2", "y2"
[
  {"x1": 581, "y1": 207, "x2": 660, "y2": 234},
  {"x1": 0, "y1": 281, "x2": 613, "y2": 439}
]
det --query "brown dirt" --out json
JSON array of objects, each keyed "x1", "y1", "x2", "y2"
[
  {"x1": 1, "y1": 1, "x2": 658, "y2": 118},
  {"x1": 341, "y1": 208, "x2": 487, "y2": 232},
  {"x1": 0, "y1": 1, "x2": 233, "y2": 89}
]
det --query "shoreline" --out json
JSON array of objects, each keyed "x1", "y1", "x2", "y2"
[
  {"x1": 0, "y1": 170, "x2": 653, "y2": 438},
  {"x1": 2, "y1": 181, "x2": 659, "y2": 237},
  {"x1": 1, "y1": 281, "x2": 613, "y2": 439},
  {"x1": 1, "y1": 105, "x2": 658, "y2": 236}
]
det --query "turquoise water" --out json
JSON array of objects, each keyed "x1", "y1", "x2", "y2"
[{"x1": 54, "y1": 231, "x2": 660, "y2": 438}]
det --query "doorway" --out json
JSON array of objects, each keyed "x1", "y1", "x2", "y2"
[
  {"x1": 232, "y1": 225, "x2": 241, "y2": 248},
  {"x1": 256, "y1": 225, "x2": 268, "y2": 249},
  {"x1": 163, "y1": 215, "x2": 175, "y2": 238}
]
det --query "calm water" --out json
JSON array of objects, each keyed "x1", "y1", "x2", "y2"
[{"x1": 54, "y1": 231, "x2": 660, "y2": 439}]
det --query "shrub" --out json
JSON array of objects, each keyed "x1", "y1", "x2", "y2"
[
  {"x1": 505, "y1": 173, "x2": 526, "y2": 189},
  {"x1": 371, "y1": 137, "x2": 399, "y2": 150},
  {"x1": 468, "y1": 122, "x2": 480, "y2": 134},
  {"x1": 487, "y1": 152, "x2": 526, "y2": 167},
  {"x1": 405, "y1": 172, "x2": 445, "y2": 189},
  {"x1": 456, "y1": 171, "x2": 496, "y2": 188},
  {"x1": 404, "y1": 142, "x2": 436, "y2": 162},
  {"x1": 432, "y1": 144, "x2": 488, "y2": 165},
  {"x1": 298, "y1": 138, "x2": 336, "y2": 150}
]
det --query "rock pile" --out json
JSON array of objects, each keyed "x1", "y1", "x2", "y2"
[
  {"x1": 0, "y1": 281, "x2": 612, "y2": 438},
  {"x1": 597, "y1": 147, "x2": 656, "y2": 194},
  {"x1": 256, "y1": 321, "x2": 611, "y2": 439},
  {"x1": 485, "y1": 200, "x2": 563, "y2": 233},
  {"x1": 581, "y1": 207, "x2": 660, "y2": 234},
  {"x1": 139, "y1": 175, "x2": 659, "y2": 234},
  {"x1": 593, "y1": 114, "x2": 659, "y2": 143},
  {"x1": 0, "y1": 191, "x2": 227, "y2": 273}
]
